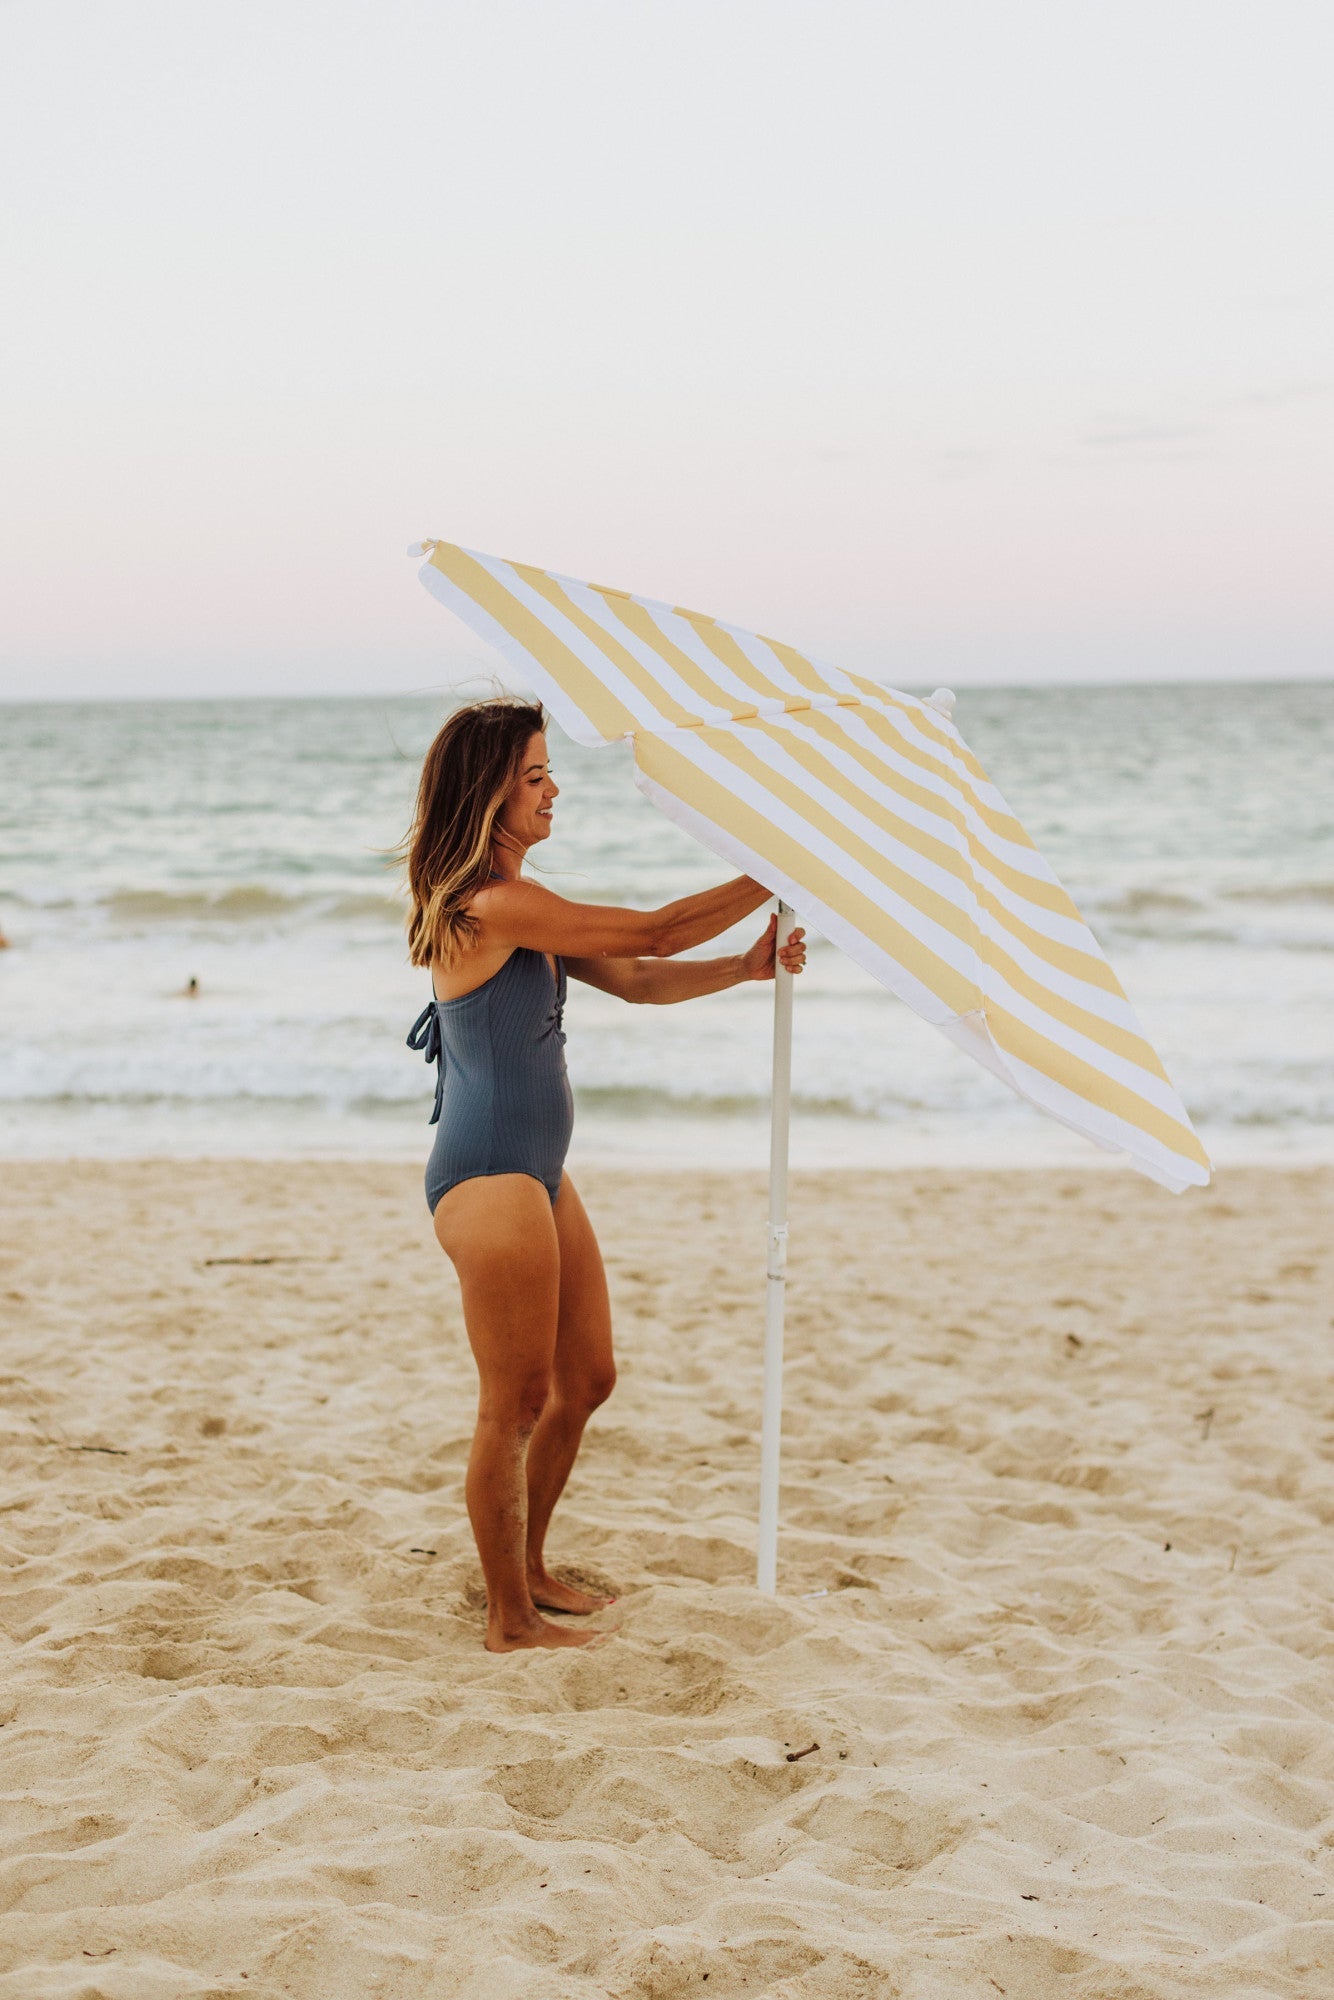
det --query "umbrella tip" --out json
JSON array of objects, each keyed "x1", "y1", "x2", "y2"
[
  {"x1": 407, "y1": 540, "x2": 438, "y2": 559},
  {"x1": 926, "y1": 687, "x2": 957, "y2": 718}
]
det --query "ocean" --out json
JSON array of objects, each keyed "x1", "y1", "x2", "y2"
[{"x1": 2, "y1": 683, "x2": 1332, "y2": 1172}]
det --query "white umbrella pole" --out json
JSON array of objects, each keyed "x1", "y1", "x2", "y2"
[{"x1": 757, "y1": 900, "x2": 795, "y2": 1594}]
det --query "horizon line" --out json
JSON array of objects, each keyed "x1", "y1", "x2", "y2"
[{"x1": 4, "y1": 671, "x2": 1332, "y2": 710}]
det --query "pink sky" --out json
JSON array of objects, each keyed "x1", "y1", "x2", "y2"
[{"x1": 2, "y1": 0, "x2": 1330, "y2": 698}]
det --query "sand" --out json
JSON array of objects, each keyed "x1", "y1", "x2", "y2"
[{"x1": 1, "y1": 1159, "x2": 1333, "y2": 1999}]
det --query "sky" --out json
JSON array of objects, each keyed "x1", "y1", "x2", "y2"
[{"x1": 1, "y1": 0, "x2": 1331, "y2": 700}]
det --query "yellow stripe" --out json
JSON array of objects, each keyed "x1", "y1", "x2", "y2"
[
  {"x1": 843, "y1": 677, "x2": 993, "y2": 784},
  {"x1": 759, "y1": 635, "x2": 844, "y2": 700},
  {"x1": 795, "y1": 709, "x2": 1104, "y2": 948},
  {"x1": 512, "y1": 567, "x2": 701, "y2": 732},
  {"x1": 652, "y1": 611, "x2": 984, "y2": 786},
  {"x1": 698, "y1": 724, "x2": 1166, "y2": 1077},
  {"x1": 633, "y1": 732, "x2": 982, "y2": 1016},
  {"x1": 986, "y1": 1002, "x2": 1209, "y2": 1169},
  {"x1": 430, "y1": 547, "x2": 636, "y2": 741},
  {"x1": 598, "y1": 594, "x2": 760, "y2": 719},
  {"x1": 919, "y1": 716, "x2": 990, "y2": 784},
  {"x1": 767, "y1": 714, "x2": 1124, "y2": 998},
  {"x1": 849, "y1": 701, "x2": 1039, "y2": 854},
  {"x1": 672, "y1": 610, "x2": 793, "y2": 706},
  {"x1": 612, "y1": 597, "x2": 1037, "y2": 862},
  {"x1": 641, "y1": 729, "x2": 1188, "y2": 1132}
]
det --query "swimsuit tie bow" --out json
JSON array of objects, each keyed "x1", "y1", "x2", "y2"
[
  {"x1": 406, "y1": 1002, "x2": 445, "y2": 1125},
  {"x1": 550, "y1": 958, "x2": 567, "y2": 1046}
]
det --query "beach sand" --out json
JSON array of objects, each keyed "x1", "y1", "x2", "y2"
[{"x1": 2, "y1": 1159, "x2": 1332, "y2": 1998}]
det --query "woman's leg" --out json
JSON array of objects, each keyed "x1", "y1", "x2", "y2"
[
  {"x1": 524, "y1": 1176, "x2": 617, "y2": 1613},
  {"x1": 434, "y1": 1174, "x2": 604, "y2": 1651}
]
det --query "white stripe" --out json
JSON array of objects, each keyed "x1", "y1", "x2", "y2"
[
  {"x1": 637, "y1": 601, "x2": 786, "y2": 709},
  {"x1": 681, "y1": 722, "x2": 1186, "y2": 1112},
  {"x1": 785, "y1": 709, "x2": 1104, "y2": 953},
  {"x1": 632, "y1": 764, "x2": 961, "y2": 1027},
  {"x1": 832, "y1": 705, "x2": 1064, "y2": 889},
  {"x1": 418, "y1": 561, "x2": 607, "y2": 745},
  {"x1": 641, "y1": 755, "x2": 1197, "y2": 1189},
  {"x1": 706, "y1": 619, "x2": 834, "y2": 702},
  {"x1": 686, "y1": 722, "x2": 1147, "y2": 1041},
  {"x1": 670, "y1": 728, "x2": 987, "y2": 995},
  {"x1": 666, "y1": 720, "x2": 1193, "y2": 1116},
  {"x1": 555, "y1": 580, "x2": 740, "y2": 723},
  {"x1": 474, "y1": 557, "x2": 675, "y2": 732},
  {"x1": 975, "y1": 966, "x2": 1191, "y2": 1122},
  {"x1": 987, "y1": 1040, "x2": 1207, "y2": 1191},
  {"x1": 970, "y1": 906, "x2": 1142, "y2": 1029},
  {"x1": 769, "y1": 710, "x2": 1097, "y2": 945}
]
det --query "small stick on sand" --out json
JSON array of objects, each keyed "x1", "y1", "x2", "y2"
[
  {"x1": 39, "y1": 1440, "x2": 128, "y2": 1456},
  {"x1": 202, "y1": 1256, "x2": 318, "y2": 1266}
]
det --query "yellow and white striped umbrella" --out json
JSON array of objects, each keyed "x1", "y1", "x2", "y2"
[{"x1": 411, "y1": 540, "x2": 1209, "y2": 1193}]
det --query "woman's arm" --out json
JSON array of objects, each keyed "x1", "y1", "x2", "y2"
[
  {"x1": 474, "y1": 875, "x2": 770, "y2": 960},
  {"x1": 567, "y1": 916, "x2": 807, "y2": 1003}
]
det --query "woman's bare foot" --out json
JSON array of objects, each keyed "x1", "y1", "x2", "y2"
[
  {"x1": 485, "y1": 1609, "x2": 613, "y2": 1653},
  {"x1": 527, "y1": 1565, "x2": 616, "y2": 1615}
]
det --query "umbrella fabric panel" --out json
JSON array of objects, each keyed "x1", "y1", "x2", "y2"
[
  {"x1": 419, "y1": 541, "x2": 871, "y2": 740},
  {"x1": 632, "y1": 715, "x2": 1209, "y2": 1193},
  {"x1": 414, "y1": 540, "x2": 1210, "y2": 1192}
]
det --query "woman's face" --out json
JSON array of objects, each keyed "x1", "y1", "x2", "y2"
[{"x1": 496, "y1": 731, "x2": 559, "y2": 850}]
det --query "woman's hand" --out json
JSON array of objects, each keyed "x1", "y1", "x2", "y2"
[{"x1": 740, "y1": 914, "x2": 807, "y2": 982}]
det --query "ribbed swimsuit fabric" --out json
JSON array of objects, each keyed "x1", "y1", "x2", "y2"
[{"x1": 406, "y1": 948, "x2": 573, "y2": 1213}]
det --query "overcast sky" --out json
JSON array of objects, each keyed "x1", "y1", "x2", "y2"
[{"x1": 2, "y1": 0, "x2": 1330, "y2": 699}]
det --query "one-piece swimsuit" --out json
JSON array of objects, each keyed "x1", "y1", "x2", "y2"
[{"x1": 406, "y1": 947, "x2": 572, "y2": 1213}]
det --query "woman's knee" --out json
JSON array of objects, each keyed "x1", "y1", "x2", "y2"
[
  {"x1": 588, "y1": 1372, "x2": 616, "y2": 1414},
  {"x1": 480, "y1": 1367, "x2": 553, "y2": 1436},
  {"x1": 562, "y1": 1362, "x2": 616, "y2": 1415}
]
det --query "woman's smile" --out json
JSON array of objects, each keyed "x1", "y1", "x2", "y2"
[{"x1": 502, "y1": 733, "x2": 559, "y2": 845}]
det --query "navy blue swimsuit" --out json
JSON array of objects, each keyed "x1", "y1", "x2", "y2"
[{"x1": 407, "y1": 949, "x2": 573, "y2": 1213}]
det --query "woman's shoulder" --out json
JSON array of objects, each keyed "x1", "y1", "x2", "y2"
[
  {"x1": 468, "y1": 877, "x2": 571, "y2": 928},
  {"x1": 431, "y1": 938, "x2": 518, "y2": 1004},
  {"x1": 471, "y1": 874, "x2": 554, "y2": 904}
]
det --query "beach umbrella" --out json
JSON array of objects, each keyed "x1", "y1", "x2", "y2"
[{"x1": 408, "y1": 540, "x2": 1210, "y2": 1589}]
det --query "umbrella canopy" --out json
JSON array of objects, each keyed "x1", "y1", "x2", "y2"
[{"x1": 410, "y1": 539, "x2": 1208, "y2": 1193}]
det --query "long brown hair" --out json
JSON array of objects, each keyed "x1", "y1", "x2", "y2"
[{"x1": 402, "y1": 697, "x2": 546, "y2": 967}]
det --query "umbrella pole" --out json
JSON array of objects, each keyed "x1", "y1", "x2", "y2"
[{"x1": 757, "y1": 900, "x2": 795, "y2": 1593}]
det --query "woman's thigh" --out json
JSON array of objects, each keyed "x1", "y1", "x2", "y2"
[
  {"x1": 551, "y1": 1177, "x2": 615, "y2": 1400},
  {"x1": 434, "y1": 1174, "x2": 562, "y2": 1415}
]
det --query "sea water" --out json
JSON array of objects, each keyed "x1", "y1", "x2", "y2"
[{"x1": 2, "y1": 683, "x2": 1332, "y2": 1170}]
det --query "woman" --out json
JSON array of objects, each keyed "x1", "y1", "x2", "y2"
[{"x1": 404, "y1": 698, "x2": 806, "y2": 1652}]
